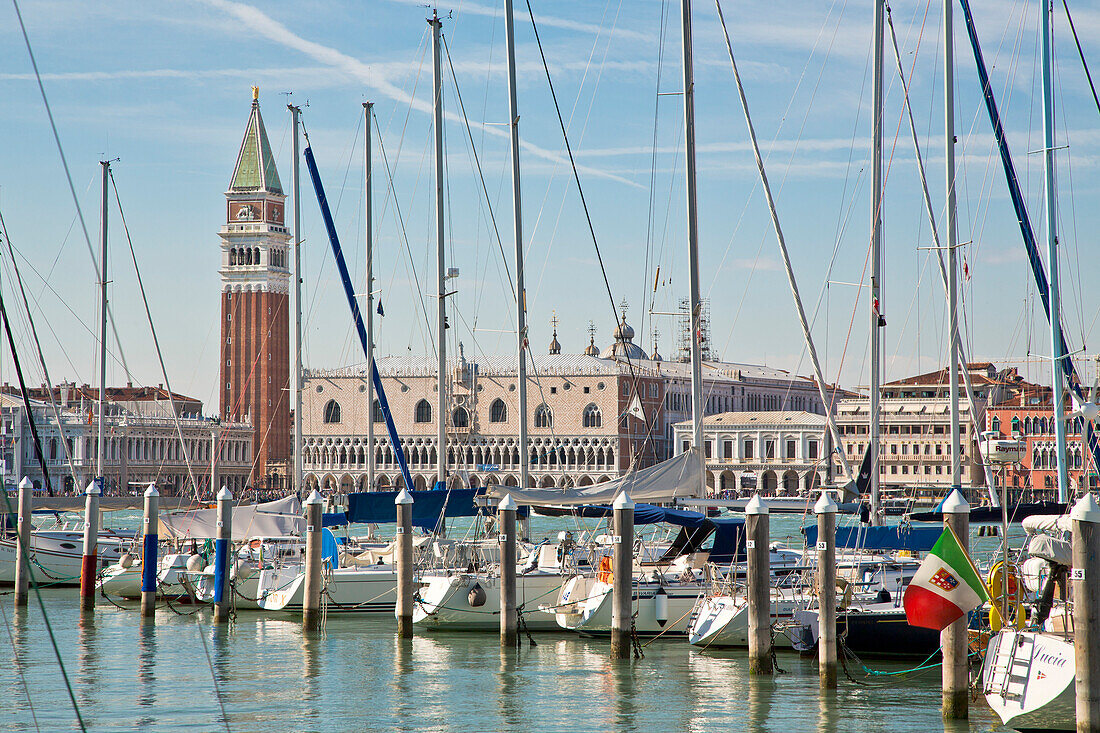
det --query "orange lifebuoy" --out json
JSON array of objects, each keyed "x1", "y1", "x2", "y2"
[{"x1": 597, "y1": 556, "x2": 613, "y2": 584}]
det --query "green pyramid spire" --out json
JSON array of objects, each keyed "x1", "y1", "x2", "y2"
[{"x1": 229, "y1": 88, "x2": 282, "y2": 194}]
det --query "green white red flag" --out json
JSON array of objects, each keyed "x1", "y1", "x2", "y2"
[{"x1": 903, "y1": 524, "x2": 989, "y2": 630}]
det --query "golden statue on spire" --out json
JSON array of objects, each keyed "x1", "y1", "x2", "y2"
[{"x1": 252, "y1": 85, "x2": 260, "y2": 101}]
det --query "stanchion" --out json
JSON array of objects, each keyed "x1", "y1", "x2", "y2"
[
  {"x1": 610, "y1": 490, "x2": 634, "y2": 660},
  {"x1": 746, "y1": 494, "x2": 771, "y2": 675},
  {"x1": 140, "y1": 484, "x2": 159, "y2": 618}
]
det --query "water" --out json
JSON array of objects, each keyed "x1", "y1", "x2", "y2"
[{"x1": 1, "y1": 512, "x2": 1018, "y2": 731}]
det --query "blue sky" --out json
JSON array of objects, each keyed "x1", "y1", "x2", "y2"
[{"x1": 1, "y1": 0, "x2": 1098, "y2": 411}]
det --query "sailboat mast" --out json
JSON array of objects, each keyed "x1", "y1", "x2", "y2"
[
  {"x1": 680, "y1": 0, "x2": 706, "y2": 496},
  {"x1": 504, "y1": 0, "x2": 529, "y2": 494},
  {"x1": 869, "y1": 0, "x2": 885, "y2": 524},
  {"x1": 431, "y1": 10, "x2": 447, "y2": 490},
  {"x1": 1041, "y1": 0, "x2": 1069, "y2": 502},
  {"x1": 945, "y1": 0, "x2": 962, "y2": 490},
  {"x1": 97, "y1": 160, "x2": 109, "y2": 480},
  {"x1": 364, "y1": 101, "x2": 376, "y2": 493},
  {"x1": 290, "y1": 103, "x2": 304, "y2": 496}
]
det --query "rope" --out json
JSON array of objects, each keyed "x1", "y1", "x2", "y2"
[{"x1": 629, "y1": 612, "x2": 644, "y2": 660}]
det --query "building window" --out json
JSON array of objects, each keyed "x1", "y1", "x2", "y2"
[
  {"x1": 765, "y1": 440, "x2": 775, "y2": 459},
  {"x1": 808, "y1": 441, "x2": 818, "y2": 460},
  {"x1": 723, "y1": 440, "x2": 733, "y2": 459},
  {"x1": 372, "y1": 399, "x2": 384, "y2": 423},
  {"x1": 705, "y1": 441, "x2": 712, "y2": 459},
  {"x1": 534, "y1": 404, "x2": 553, "y2": 429},
  {"x1": 415, "y1": 399, "x2": 432, "y2": 423},
  {"x1": 322, "y1": 401, "x2": 342, "y2": 423},
  {"x1": 582, "y1": 403, "x2": 602, "y2": 428},
  {"x1": 744, "y1": 439, "x2": 754, "y2": 459},
  {"x1": 452, "y1": 407, "x2": 469, "y2": 428},
  {"x1": 785, "y1": 440, "x2": 796, "y2": 459},
  {"x1": 583, "y1": 386, "x2": 590, "y2": 394},
  {"x1": 682, "y1": 440, "x2": 690, "y2": 454},
  {"x1": 490, "y1": 399, "x2": 507, "y2": 423}
]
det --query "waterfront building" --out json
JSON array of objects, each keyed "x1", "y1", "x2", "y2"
[
  {"x1": 834, "y1": 363, "x2": 1022, "y2": 502},
  {"x1": 985, "y1": 383, "x2": 1098, "y2": 501},
  {"x1": 672, "y1": 411, "x2": 829, "y2": 495},
  {"x1": 300, "y1": 312, "x2": 830, "y2": 493},
  {"x1": 218, "y1": 88, "x2": 291, "y2": 491},
  {"x1": 0, "y1": 384, "x2": 253, "y2": 497}
]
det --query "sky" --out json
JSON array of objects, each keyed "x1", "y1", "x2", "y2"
[{"x1": 1, "y1": 0, "x2": 1099, "y2": 413}]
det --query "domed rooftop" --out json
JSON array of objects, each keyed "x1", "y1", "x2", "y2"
[{"x1": 599, "y1": 313, "x2": 647, "y2": 361}]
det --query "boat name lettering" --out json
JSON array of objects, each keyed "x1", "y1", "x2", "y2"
[{"x1": 1035, "y1": 649, "x2": 1068, "y2": 668}]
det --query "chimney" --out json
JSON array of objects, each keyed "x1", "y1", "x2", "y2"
[
  {"x1": 127, "y1": 381, "x2": 132, "y2": 389},
  {"x1": 60, "y1": 382, "x2": 69, "y2": 408}
]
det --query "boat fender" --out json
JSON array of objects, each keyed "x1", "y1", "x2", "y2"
[
  {"x1": 186, "y1": 554, "x2": 205, "y2": 572},
  {"x1": 231, "y1": 558, "x2": 254, "y2": 581},
  {"x1": 875, "y1": 589, "x2": 891, "y2": 604},
  {"x1": 835, "y1": 578, "x2": 853, "y2": 608},
  {"x1": 468, "y1": 582, "x2": 487, "y2": 607},
  {"x1": 119, "y1": 552, "x2": 135, "y2": 569},
  {"x1": 654, "y1": 586, "x2": 669, "y2": 627}
]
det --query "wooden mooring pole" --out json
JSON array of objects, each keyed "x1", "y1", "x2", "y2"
[
  {"x1": 1072, "y1": 493, "x2": 1100, "y2": 732},
  {"x1": 610, "y1": 491, "x2": 634, "y2": 660},
  {"x1": 746, "y1": 494, "x2": 772, "y2": 675},
  {"x1": 140, "y1": 484, "x2": 159, "y2": 618},
  {"x1": 941, "y1": 489, "x2": 969, "y2": 719},
  {"x1": 14, "y1": 477, "x2": 32, "y2": 607},
  {"x1": 79, "y1": 479, "x2": 101, "y2": 612},
  {"x1": 213, "y1": 487, "x2": 233, "y2": 623},
  {"x1": 499, "y1": 493, "x2": 518, "y2": 647},
  {"x1": 395, "y1": 488, "x2": 414, "y2": 638},
  {"x1": 302, "y1": 490, "x2": 324, "y2": 631},
  {"x1": 815, "y1": 492, "x2": 837, "y2": 689}
]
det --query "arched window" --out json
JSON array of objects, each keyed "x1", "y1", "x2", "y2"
[
  {"x1": 1023, "y1": 417, "x2": 1032, "y2": 435},
  {"x1": 229, "y1": 248, "x2": 237, "y2": 266},
  {"x1": 1011, "y1": 416, "x2": 1021, "y2": 435},
  {"x1": 490, "y1": 398, "x2": 507, "y2": 423},
  {"x1": 415, "y1": 399, "x2": 432, "y2": 423},
  {"x1": 534, "y1": 404, "x2": 553, "y2": 429},
  {"x1": 452, "y1": 406, "x2": 469, "y2": 428},
  {"x1": 582, "y1": 403, "x2": 602, "y2": 428},
  {"x1": 990, "y1": 416, "x2": 1001, "y2": 434},
  {"x1": 253, "y1": 247, "x2": 260, "y2": 264},
  {"x1": 372, "y1": 399, "x2": 384, "y2": 423},
  {"x1": 323, "y1": 399, "x2": 341, "y2": 424}
]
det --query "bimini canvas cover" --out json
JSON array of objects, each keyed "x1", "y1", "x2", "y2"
[
  {"x1": 1022, "y1": 513, "x2": 1071, "y2": 535},
  {"x1": 486, "y1": 448, "x2": 703, "y2": 506},
  {"x1": 159, "y1": 496, "x2": 304, "y2": 540}
]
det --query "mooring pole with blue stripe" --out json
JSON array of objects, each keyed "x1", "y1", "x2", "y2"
[
  {"x1": 140, "y1": 484, "x2": 159, "y2": 618},
  {"x1": 213, "y1": 487, "x2": 233, "y2": 622}
]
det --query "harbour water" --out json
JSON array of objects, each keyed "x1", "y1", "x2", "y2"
[{"x1": 2, "y1": 512, "x2": 1017, "y2": 731}]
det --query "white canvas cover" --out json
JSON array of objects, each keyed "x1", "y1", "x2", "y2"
[
  {"x1": 486, "y1": 449, "x2": 703, "y2": 506},
  {"x1": 159, "y1": 496, "x2": 304, "y2": 539},
  {"x1": 1022, "y1": 514, "x2": 1071, "y2": 535},
  {"x1": 1027, "y1": 534, "x2": 1072, "y2": 566}
]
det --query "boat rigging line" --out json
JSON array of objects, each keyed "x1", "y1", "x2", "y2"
[
  {"x1": 0, "y1": 209, "x2": 81, "y2": 490},
  {"x1": 11, "y1": 0, "x2": 132, "y2": 384},
  {"x1": 1060, "y1": 0, "x2": 1100, "y2": 120},
  {"x1": 108, "y1": 170, "x2": 202, "y2": 502}
]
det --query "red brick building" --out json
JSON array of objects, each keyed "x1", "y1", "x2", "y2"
[
  {"x1": 985, "y1": 383, "x2": 1098, "y2": 501},
  {"x1": 218, "y1": 89, "x2": 291, "y2": 489}
]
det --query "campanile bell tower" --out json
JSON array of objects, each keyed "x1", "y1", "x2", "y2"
[{"x1": 219, "y1": 87, "x2": 291, "y2": 489}]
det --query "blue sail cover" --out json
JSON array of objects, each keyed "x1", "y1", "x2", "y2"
[
  {"x1": 345, "y1": 488, "x2": 483, "y2": 531},
  {"x1": 303, "y1": 145, "x2": 416, "y2": 494},
  {"x1": 803, "y1": 524, "x2": 942, "y2": 552},
  {"x1": 543, "y1": 503, "x2": 707, "y2": 528},
  {"x1": 708, "y1": 518, "x2": 746, "y2": 565}
]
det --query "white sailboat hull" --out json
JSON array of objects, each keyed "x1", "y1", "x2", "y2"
[
  {"x1": 553, "y1": 577, "x2": 702, "y2": 636},
  {"x1": 686, "y1": 594, "x2": 802, "y2": 649},
  {"x1": 0, "y1": 531, "x2": 129, "y2": 586},
  {"x1": 413, "y1": 571, "x2": 564, "y2": 631},
  {"x1": 254, "y1": 564, "x2": 398, "y2": 613},
  {"x1": 982, "y1": 630, "x2": 1075, "y2": 731}
]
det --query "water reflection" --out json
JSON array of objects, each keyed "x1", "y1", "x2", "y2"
[
  {"x1": 393, "y1": 635, "x2": 414, "y2": 732},
  {"x1": 817, "y1": 687, "x2": 838, "y2": 733},
  {"x1": 77, "y1": 610, "x2": 97, "y2": 715},
  {"x1": 498, "y1": 648, "x2": 521, "y2": 731},
  {"x1": 611, "y1": 656, "x2": 639, "y2": 732},
  {"x1": 299, "y1": 629, "x2": 321, "y2": 727},
  {"x1": 137, "y1": 620, "x2": 157, "y2": 725},
  {"x1": 747, "y1": 673, "x2": 774, "y2": 733}
]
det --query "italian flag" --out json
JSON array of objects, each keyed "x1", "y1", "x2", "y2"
[{"x1": 903, "y1": 524, "x2": 989, "y2": 630}]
